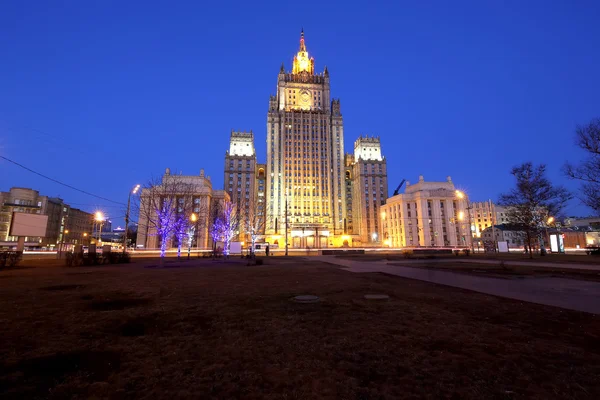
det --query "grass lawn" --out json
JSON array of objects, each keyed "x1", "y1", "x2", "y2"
[{"x1": 1, "y1": 258, "x2": 599, "y2": 399}]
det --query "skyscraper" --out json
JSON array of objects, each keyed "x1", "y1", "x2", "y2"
[
  {"x1": 266, "y1": 31, "x2": 346, "y2": 248},
  {"x1": 350, "y1": 136, "x2": 388, "y2": 244},
  {"x1": 224, "y1": 130, "x2": 257, "y2": 220}
]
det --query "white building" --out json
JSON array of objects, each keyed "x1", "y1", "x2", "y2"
[
  {"x1": 347, "y1": 136, "x2": 388, "y2": 245},
  {"x1": 380, "y1": 176, "x2": 472, "y2": 248},
  {"x1": 224, "y1": 130, "x2": 259, "y2": 234},
  {"x1": 470, "y1": 201, "x2": 508, "y2": 240},
  {"x1": 481, "y1": 224, "x2": 525, "y2": 248}
]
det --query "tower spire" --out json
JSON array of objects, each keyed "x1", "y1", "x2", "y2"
[
  {"x1": 299, "y1": 28, "x2": 306, "y2": 52},
  {"x1": 292, "y1": 29, "x2": 314, "y2": 75}
]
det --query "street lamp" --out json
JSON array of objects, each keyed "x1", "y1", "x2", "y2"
[
  {"x1": 123, "y1": 184, "x2": 141, "y2": 254},
  {"x1": 58, "y1": 229, "x2": 69, "y2": 258},
  {"x1": 188, "y1": 213, "x2": 197, "y2": 260},
  {"x1": 543, "y1": 216, "x2": 555, "y2": 254},
  {"x1": 455, "y1": 190, "x2": 475, "y2": 253},
  {"x1": 95, "y1": 211, "x2": 105, "y2": 244}
]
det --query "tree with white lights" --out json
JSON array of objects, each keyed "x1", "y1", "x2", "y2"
[{"x1": 219, "y1": 201, "x2": 238, "y2": 258}]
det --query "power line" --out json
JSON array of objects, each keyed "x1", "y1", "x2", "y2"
[
  {"x1": 68, "y1": 202, "x2": 125, "y2": 209},
  {"x1": 0, "y1": 155, "x2": 126, "y2": 206}
]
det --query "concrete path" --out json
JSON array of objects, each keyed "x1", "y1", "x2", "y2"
[
  {"x1": 314, "y1": 256, "x2": 600, "y2": 315},
  {"x1": 389, "y1": 257, "x2": 600, "y2": 271}
]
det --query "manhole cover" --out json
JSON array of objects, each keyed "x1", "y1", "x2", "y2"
[
  {"x1": 293, "y1": 295, "x2": 320, "y2": 303},
  {"x1": 364, "y1": 294, "x2": 390, "y2": 300}
]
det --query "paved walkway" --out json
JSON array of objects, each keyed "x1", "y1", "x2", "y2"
[
  {"x1": 314, "y1": 256, "x2": 600, "y2": 315},
  {"x1": 387, "y1": 257, "x2": 600, "y2": 271}
]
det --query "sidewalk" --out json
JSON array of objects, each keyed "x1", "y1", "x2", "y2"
[
  {"x1": 314, "y1": 256, "x2": 600, "y2": 315},
  {"x1": 388, "y1": 257, "x2": 600, "y2": 271}
]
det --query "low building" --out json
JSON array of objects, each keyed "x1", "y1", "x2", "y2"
[
  {"x1": 564, "y1": 216, "x2": 600, "y2": 230},
  {"x1": 470, "y1": 201, "x2": 508, "y2": 239},
  {"x1": 0, "y1": 187, "x2": 93, "y2": 248},
  {"x1": 380, "y1": 176, "x2": 472, "y2": 248},
  {"x1": 480, "y1": 224, "x2": 525, "y2": 250}
]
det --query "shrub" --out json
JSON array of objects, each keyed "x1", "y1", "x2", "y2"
[
  {"x1": 108, "y1": 252, "x2": 120, "y2": 264},
  {"x1": 1, "y1": 251, "x2": 23, "y2": 268},
  {"x1": 401, "y1": 249, "x2": 413, "y2": 259},
  {"x1": 120, "y1": 252, "x2": 131, "y2": 263}
]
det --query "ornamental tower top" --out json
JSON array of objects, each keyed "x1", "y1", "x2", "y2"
[{"x1": 292, "y1": 29, "x2": 315, "y2": 75}]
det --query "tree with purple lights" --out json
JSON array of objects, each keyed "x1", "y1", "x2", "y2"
[
  {"x1": 155, "y1": 197, "x2": 177, "y2": 258},
  {"x1": 209, "y1": 214, "x2": 223, "y2": 257},
  {"x1": 137, "y1": 173, "x2": 198, "y2": 261},
  {"x1": 173, "y1": 212, "x2": 190, "y2": 259}
]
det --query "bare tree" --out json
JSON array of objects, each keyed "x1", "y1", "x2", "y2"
[
  {"x1": 219, "y1": 201, "x2": 238, "y2": 257},
  {"x1": 564, "y1": 118, "x2": 600, "y2": 214},
  {"x1": 498, "y1": 162, "x2": 572, "y2": 258},
  {"x1": 239, "y1": 197, "x2": 267, "y2": 255},
  {"x1": 208, "y1": 200, "x2": 224, "y2": 257},
  {"x1": 136, "y1": 174, "x2": 199, "y2": 259}
]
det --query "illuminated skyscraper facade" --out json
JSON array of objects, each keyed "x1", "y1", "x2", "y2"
[{"x1": 266, "y1": 31, "x2": 346, "y2": 248}]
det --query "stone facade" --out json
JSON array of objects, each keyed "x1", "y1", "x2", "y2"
[
  {"x1": 265, "y1": 31, "x2": 345, "y2": 248},
  {"x1": 481, "y1": 224, "x2": 525, "y2": 247},
  {"x1": 380, "y1": 177, "x2": 472, "y2": 248},
  {"x1": 347, "y1": 136, "x2": 388, "y2": 245},
  {"x1": 470, "y1": 201, "x2": 508, "y2": 239},
  {"x1": 136, "y1": 169, "x2": 230, "y2": 250},
  {"x1": 224, "y1": 130, "x2": 258, "y2": 240}
]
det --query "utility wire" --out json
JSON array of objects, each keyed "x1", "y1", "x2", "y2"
[{"x1": 0, "y1": 155, "x2": 126, "y2": 205}]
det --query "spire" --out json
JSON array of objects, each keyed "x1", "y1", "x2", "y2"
[
  {"x1": 299, "y1": 28, "x2": 306, "y2": 52},
  {"x1": 280, "y1": 63, "x2": 285, "y2": 73},
  {"x1": 324, "y1": 65, "x2": 329, "y2": 76},
  {"x1": 292, "y1": 29, "x2": 314, "y2": 75}
]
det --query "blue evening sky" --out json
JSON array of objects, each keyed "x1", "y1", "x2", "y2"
[{"x1": 1, "y1": 0, "x2": 599, "y2": 225}]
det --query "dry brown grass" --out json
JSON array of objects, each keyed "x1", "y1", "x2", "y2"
[{"x1": 1, "y1": 258, "x2": 599, "y2": 399}]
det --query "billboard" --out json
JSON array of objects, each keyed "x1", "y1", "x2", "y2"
[
  {"x1": 9, "y1": 212, "x2": 48, "y2": 237},
  {"x1": 497, "y1": 241, "x2": 509, "y2": 253},
  {"x1": 230, "y1": 241, "x2": 242, "y2": 255}
]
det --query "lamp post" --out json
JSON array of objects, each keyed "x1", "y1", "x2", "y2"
[
  {"x1": 456, "y1": 191, "x2": 475, "y2": 253},
  {"x1": 83, "y1": 232, "x2": 88, "y2": 246},
  {"x1": 381, "y1": 211, "x2": 387, "y2": 247},
  {"x1": 544, "y1": 216, "x2": 555, "y2": 254},
  {"x1": 64, "y1": 229, "x2": 69, "y2": 251},
  {"x1": 123, "y1": 184, "x2": 140, "y2": 254},
  {"x1": 188, "y1": 213, "x2": 197, "y2": 260},
  {"x1": 58, "y1": 229, "x2": 69, "y2": 259},
  {"x1": 285, "y1": 193, "x2": 289, "y2": 256},
  {"x1": 95, "y1": 211, "x2": 105, "y2": 245}
]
